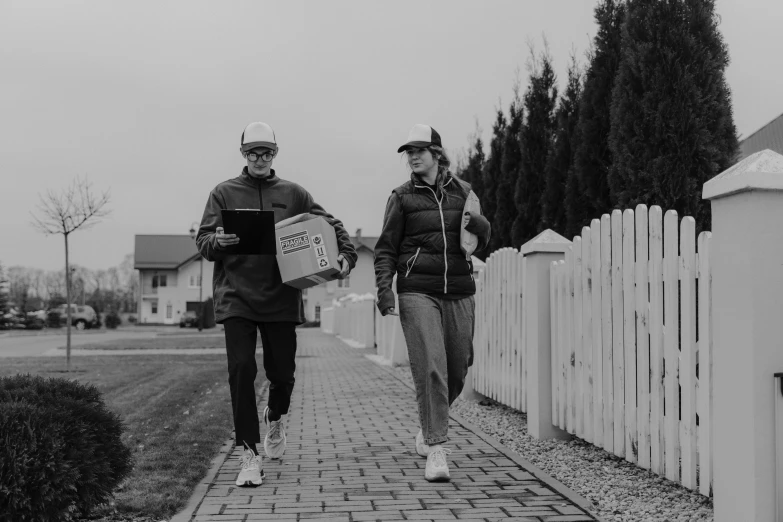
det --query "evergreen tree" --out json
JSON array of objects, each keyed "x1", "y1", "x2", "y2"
[
  {"x1": 543, "y1": 57, "x2": 583, "y2": 237},
  {"x1": 465, "y1": 136, "x2": 485, "y2": 202},
  {"x1": 457, "y1": 133, "x2": 489, "y2": 259},
  {"x1": 512, "y1": 49, "x2": 558, "y2": 247},
  {"x1": 573, "y1": 0, "x2": 626, "y2": 219},
  {"x1": 495, "y1": 96, "x2": 524, "y2": 248},
  {"x1": 609, "y1": 0, "x2": 738, "y2": 231},
  {"x1": 0, "y1": 262, "x2": 8, "y2": 314},
  {"x1": 481, "y1": 109, "x2": 506, "y2": 253}
]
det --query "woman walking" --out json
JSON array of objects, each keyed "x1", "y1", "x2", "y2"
[{"x1": 374, "y1": 124, "x2": 491, "y2": 481}]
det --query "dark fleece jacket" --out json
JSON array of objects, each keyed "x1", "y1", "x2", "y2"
[{"x1": 196, "y1": 168, "x2": 357, "y2": 324}]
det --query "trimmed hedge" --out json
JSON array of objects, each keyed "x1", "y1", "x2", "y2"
[
  {"x1": 0, "y1": 374, "x2": 133, "y2": 521},
  {"x1": 104, "y1": 311, "x2": 121, "y2": 329}
]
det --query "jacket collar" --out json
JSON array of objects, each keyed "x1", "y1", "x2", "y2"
[
  {"x1": 411, "y1": 171, "x2": 454, "y2": 190},
  {"x1": 239, "y1": 167, "x2": 280, "y2": 187}
]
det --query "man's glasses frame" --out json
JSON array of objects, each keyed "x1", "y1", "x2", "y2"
[{"x1": 246, "y1": 151, "x2": 275, "y2": 162}]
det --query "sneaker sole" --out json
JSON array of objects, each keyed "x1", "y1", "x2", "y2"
[
  {"x1": 425, "y1": 471, "x2": 450, "y2": 482},
  {"x1": 236, "y1": 471, "x2": 265, "y2": 487}
]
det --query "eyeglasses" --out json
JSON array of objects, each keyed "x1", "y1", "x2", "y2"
[{"x1": 247, "y1": 151, "x2": 275, "y2": 162}]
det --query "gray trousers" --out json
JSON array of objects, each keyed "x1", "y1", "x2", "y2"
[{"x1": 398, "y1": 293, "x2": 475, "y2": 445}]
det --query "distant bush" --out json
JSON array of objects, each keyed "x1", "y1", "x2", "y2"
[
  {"x1": 0, "y1": 374, "x2": 133, "y2": 521},
  {"x1": 23, "y1": 316, "x2": 45, "y2": 330},
  {"x1": 46, "y1": 310, "x2": 61, "y2": 328},
  {"x1": 104, "y1": 311, "x2": 121, "y2": 329},
  {"x1": 202, "y1": 297, "x2": 216, "y2": 329},
  {"x1": 127, "y1": 315, "x2": 138, "y2": 324}
]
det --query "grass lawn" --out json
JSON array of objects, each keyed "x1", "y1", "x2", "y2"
[
  {"x1": 0, "y1": 336, "x2": 267, "y2": 521},
  {"x1": 57, "y1": 334, "x2": 261, "y2": 350}
]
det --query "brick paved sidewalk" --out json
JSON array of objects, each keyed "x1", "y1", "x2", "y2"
[{"x1": 176, "y1": 329, "x2": 599, "y2": 522}]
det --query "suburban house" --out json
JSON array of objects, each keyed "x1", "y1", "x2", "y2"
[
  {"x1": 738, "y1": 111, "x2": 783, "y2": 160},
  {"x1": 133, "y1": 230, "x2": 378, "y2": 325},
  {"x1": 134, "y1": 235, "x2": 214, "y2": 325},
  {"x1": 303, "y1": 229, "x2": 378, "y2": 322}
]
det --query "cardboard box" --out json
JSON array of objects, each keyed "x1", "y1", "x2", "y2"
[{"x1": 275, "y1": 216, "x2": 341, "y2": 289}]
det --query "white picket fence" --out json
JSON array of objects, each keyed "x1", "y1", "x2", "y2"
[
  {"x1": 550, "y1": 205, "x2": 713, "y2": 496},
  {"x1": 473, "y1": 248, "x2": 527, "y2": 412}
]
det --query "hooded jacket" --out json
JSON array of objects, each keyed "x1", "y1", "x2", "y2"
[
  {"x1": 196, "y1": 168, "x2": 357, "y2": 324},
  {"x1": 374, "y1": 172, "x2": 491, "y2": 314}
]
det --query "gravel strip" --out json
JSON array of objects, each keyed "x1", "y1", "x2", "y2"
[{"x1": 391, "y1": 364, "x2": 714, "y2": 522}]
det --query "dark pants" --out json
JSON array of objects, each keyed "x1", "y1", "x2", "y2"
[{"x1": 223, "y1": 317, "x2": 298, "y2": 447}]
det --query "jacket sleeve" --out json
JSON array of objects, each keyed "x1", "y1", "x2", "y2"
[
  {"x1": 196, "y1": 190, "x2": 229, "y2": 262},
  {"x1": 304, "y1": 191, "x2": 358, "y2": 269},
  {"x1": 374, "y1": 192, "x2": 404, "y2": 314},
  {"x1": 465, "y1": 211, "x2": 491, "y2": 253}
]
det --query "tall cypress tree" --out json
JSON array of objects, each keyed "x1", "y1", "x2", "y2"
[
  {"x1": 0, "y1": 262, "x2": 8, "y2": 314},
  {"x1": 573, "y1": 0, "x2": 626, "y2": 219},
  {"x1": 496, "y1": 97, "x2": 524, "y2": 247},
  {"x1": 464, "y1": 136, "x2": 486, "y2": 202},
  {"x1": 512, "y1": 50, "x2": 558, "y2": 247},
  {"x1": 543, "y1": 57, "x2": 583, "y2": 237},
  {"x1": 482, "y1": 109, "x2": 506, "y2": 253},
  {"x1": 460, "y1": 135, "x2": 487, "y2": 258},
  {"x1": 609, "y1": 0, "x2": 738, "y2": 231}
]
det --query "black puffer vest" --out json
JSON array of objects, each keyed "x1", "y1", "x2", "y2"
[{"x1": 394, "y1": 173, "x2": 475, "y2": 296}]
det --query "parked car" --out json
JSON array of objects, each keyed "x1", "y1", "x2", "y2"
[
  {"x1": 179, "y1": 310, "x2": 199, "y2": 328},
  {"x1": 54, "y1": 304, "x2": 98, "y2": 330}
]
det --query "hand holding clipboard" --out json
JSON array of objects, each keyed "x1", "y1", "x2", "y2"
[{"x1": 215, "y1": 227, "x2": 240, "y2": 248}]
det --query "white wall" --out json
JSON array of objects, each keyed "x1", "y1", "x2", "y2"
[{"x1": 138, "y1": 258, "x2": 214, "y2": 324}]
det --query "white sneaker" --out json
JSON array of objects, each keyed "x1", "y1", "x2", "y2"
[
  {"x1": 415, "y1": 430, "x2": 430, "y2": 457},
  {"x1": 263, "y1": 406, "x2": 287, "y2": 460},
  {"x1": 235, "y1": 448, "x2": 264, "y2": 487},
  {"x1": 425, "y1": 446, "x2": 451, "y2": 482}
]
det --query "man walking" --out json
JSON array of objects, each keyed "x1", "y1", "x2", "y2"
[{"x1": 196, "y1": 121, "x2": 358, "y2": 487}]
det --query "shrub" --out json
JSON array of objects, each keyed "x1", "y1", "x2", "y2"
[
  {"x1": 0, "y1": 374, "x2": 133, "y2": 521},
  {"x1": 23, "y1": 317, "x2": 44, "y2": 330},
  {"x1": 201, "y1": 297, "x2": 216, "y2": 329},
  {"x1": 46, "y1": 310, "x2": 61, "y2": 328},
  {"x1": 127, "y1": 315, "x2": 137, "y2": 324},
  {"x1": 104, "y1": 311, "x2": 121, "y2": 329}
]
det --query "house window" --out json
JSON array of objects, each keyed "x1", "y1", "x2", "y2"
[
  {"x1": 151, "y1": 302, "x2": 158, "y2": 314},
  {"x1": 338, "y1": 276, "x2": 350, "y2": 288},
  {"x1": 152, "y1": 274, "x2": 167, "y2": 288},
  {"x1": 166, "y1": 304, "x2": 172, "y2": 319},
  {"x1": 315, "y1": 305, "x2": 321, "y2": 322},
  {"x1": 189, "y1": 275, "x2": 202, "y2": 288}
]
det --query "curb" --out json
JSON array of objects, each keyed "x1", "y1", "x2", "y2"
[
  {"x1": 368, "y1": 355, "x2": 606, "y2": 522},
  {"x1": 170, "y1": 380, "x2": 271, "y2": 522}
]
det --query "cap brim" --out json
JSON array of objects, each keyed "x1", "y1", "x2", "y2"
[
  {"x1": 397, "y1": 141, "x2": 432, "y2": 153},
  {"x1": 242, "y1": 141, "x2": 278, "y2": 152}
]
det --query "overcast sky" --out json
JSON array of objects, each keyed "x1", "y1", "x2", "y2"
[{"x1": 2, "y1": 0, "x2": 781, "y2": 272}]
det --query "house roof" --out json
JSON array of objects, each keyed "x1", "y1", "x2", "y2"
[
  {"x1": 739, "y1": 112, "x2": 783, "y2": 160},
  {"x1": 134, "y1": 235, "x2": 198, "y2": 270},
  {"x1": 133, "y1": 233, "x2": 379, "y2": 270},
  {"x1": 352, "y1": 236, "x2": 378, "y2": 253}
]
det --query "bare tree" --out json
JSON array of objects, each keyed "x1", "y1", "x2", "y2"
[{"x1": 30, "y1": 176, "x2": 110, "y2": 370}]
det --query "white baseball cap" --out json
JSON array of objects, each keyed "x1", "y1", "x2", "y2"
[
  {"x1": 397, "y1": 124, "x2": 442, "y2": 153},
  {"x1": 241, "y1": 122, "x2": 278, "y2": 152}
]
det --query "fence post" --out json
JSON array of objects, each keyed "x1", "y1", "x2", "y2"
[
  {"x1": 521, "y1": 230, "x2": 572, "y2": 440},
  {"x1": 703, "y1": 149, "x2": 783, "y2": 522}
]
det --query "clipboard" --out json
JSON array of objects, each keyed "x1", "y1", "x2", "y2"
[{"x1": 220, "y1": 209, "x2": 277, "y2": 255}]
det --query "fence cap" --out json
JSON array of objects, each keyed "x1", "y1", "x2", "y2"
[
  {"x1": 519, "y1": 229, "x2": 571, "y2": 256},
  {"x1": 703, "y1": 149, "x2": 783, "y2": 200}
]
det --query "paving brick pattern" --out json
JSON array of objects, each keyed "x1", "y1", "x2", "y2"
[{"x1": 188, "y1": 330, "x2": 597, "y2": 522}]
